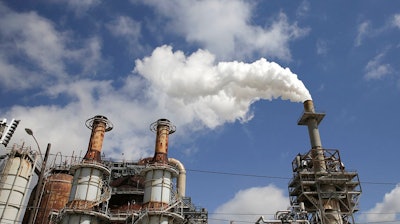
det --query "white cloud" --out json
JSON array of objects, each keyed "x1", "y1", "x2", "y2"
[
  {"x1": 6, "y1": 78, "x2": 157, "y2": 162},
  {"x1": 0, "y1": 7, "x2": 67, "y2": 78},
  {"x1": 364, "y1": 53, "x2": 392, "y2": 80},
  {"x1": 361, "y1": 185, "x2": 400, "y2": 223},
  {"x1": 296, "y1": 0, "x2": 310, "y2": 18},
  {"x1": 0, "y1": 3, "x2": 103, "y2": 91},
  {"x1": 0, "y1": 54, "x2": 40, "y2": 90},
  {"x1": 355, "y1": 21, "x2": 370, "y2": 47},
  {"x1": 211, "y1": 185, "x2": 289, "y2": 224},
  {"x1": 106, "y1": 16, "x2": 144, "y2": 54},
  {"x1": 393, "y1": 14, "x2": 400, "y2": 29},
  {"x1": 355, "y1": 14, "x2": 400, "y2": 47},
  {"x1": 48, "y1": 0, "x2": 100, "y2": 16},
  {"x1": 316, "y1": 39, "x2": 328, "y2": 55},
  {"x1": 140, "y1": 0, "x2": 308, "y2": 60},
  {"x1": 107, "y1": 16, "x2": 141, "y2": 38}
]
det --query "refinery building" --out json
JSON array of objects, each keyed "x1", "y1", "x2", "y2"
[{"x1": 0, "y1": 100, "x2": 361, "y2": 224}]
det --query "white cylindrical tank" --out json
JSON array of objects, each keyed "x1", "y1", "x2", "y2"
[
  {"x1": 143, "y1": 168, "x2": 174, "y2": 207},
  {"x1": 69, "y1": 163, "x2": 109, "y2": 202},
  {"x1": 0, "y1": 150, "x2": 37, "y2": 223},
  {"x1": 61, "y1": 163, "x2": 110, "y2": 223}
]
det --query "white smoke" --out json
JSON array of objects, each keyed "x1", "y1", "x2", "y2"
[
  {"x1": 135, "y1": 45, "x2": 311, "y2": 129},
  {"x1": 1, "y1": 45, "x2": 312, "y2": 162}
]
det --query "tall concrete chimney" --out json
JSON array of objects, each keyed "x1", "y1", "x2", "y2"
[{"x1": 83, "y1": 115, "x2": 113, "y2": 162}]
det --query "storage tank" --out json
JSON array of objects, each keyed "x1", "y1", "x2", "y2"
[
  {"x1": 34, "y1": 170, "x2": 73, "y2": 224},
  {"x1": 0, "y1": 146, "x2": 38, "y2": 223}
]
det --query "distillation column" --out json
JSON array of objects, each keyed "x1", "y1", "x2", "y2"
[
  {"x1": 60, "y1": 115, "x2": 113, "y2": 224},
  {"x1": 138, "y1": 119, "x2": 183, "y2": 224}
]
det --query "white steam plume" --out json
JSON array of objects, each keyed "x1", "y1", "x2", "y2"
[{"x1": 135, "y1": 45, "x2": 311, "y2": 128}]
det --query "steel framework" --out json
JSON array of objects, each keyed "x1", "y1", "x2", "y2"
[{"x1": 288, "y1": 149, "x2": 361, "y2": 224}]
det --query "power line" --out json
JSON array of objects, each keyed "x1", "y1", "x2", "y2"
[
  {"x1": 209, "y1": 211, "x2": 400, "y2": 216},
  {"x1": 186, "y1": 168, "x2": 399, "y2": 186},
  {"x1": 208, "y1": 211, "x2": 400, "y2": 224},
  {"x1": 208, "y1": 214, "x2": 400, "y2": 224},
  {"x1": 186, "y1": 169, "x2": 290, "y2": 180}
]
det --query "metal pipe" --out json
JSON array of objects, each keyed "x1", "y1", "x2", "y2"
[
  {"x1": 150, "y1": 119, "x2": 176, "y2": 164},
  {"x1": 168, "y1": 158, "x2": 186, "y2": 198},
  {"x1": 298, "y1": 100, "x2": 326, "y2": 172},
  {"x1": 303, "y1": 100, "x2": 322, "y2": 149},
  {"x1": 83, "y1": 115, "x2": 113, "y2": 162}
]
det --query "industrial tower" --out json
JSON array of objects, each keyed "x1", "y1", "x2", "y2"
[
  {"x1": 288, "y1": 100, "x2": 361, "y2": 224},
  {"x1": 31, "y1": 116, "x2": 207, "y2": 224},
  {"x1": 58, "y1": 115, "x2": 113, "y2": 223}
]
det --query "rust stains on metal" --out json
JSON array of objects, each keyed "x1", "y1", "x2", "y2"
[
  {"x1": 35, "y1": 172, "x2": 73, "y2": 224},
  {"x1": 83, "y1": 115, "x2": 113, "y2": 162},
  {"x1": 150, "y1": 119, "x2": 176, "y2": 164}
]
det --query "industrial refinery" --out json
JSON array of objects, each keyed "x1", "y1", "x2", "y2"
[{"x1": 0, "y1": 100, "x2": 361, "y2": 224}]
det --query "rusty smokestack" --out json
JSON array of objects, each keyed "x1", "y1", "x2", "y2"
[
  {"x1": 150, "y1": 118, "x2": 176, "y2": 164},
  {"x1": 298, "y1": 100, "x2": 326, "y2": 172},
  {"x1": 83, "y1": 115, "x2": 113, "y2": 162}
]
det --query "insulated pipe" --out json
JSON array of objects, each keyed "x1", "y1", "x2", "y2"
[
  {"x1": 168, "y1": 158, "x2": 186, "y2": 198},
  {"x1": 83, "y1": 115, "x2": 113, "y2": 162}
]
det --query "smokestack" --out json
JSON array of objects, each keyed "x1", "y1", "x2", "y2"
[
  {"x1": 83, "y1": 115, "x2": 113, "y2": 162},
  {"x1": 150, "y1": 118, "x2": 176, "y2": 164},
  {"x1": 298, "y1": 100, "x2": 326, "y2": 172},
  {"x1": 62, "y1": 116, "x2": 112, "y2": 223}
]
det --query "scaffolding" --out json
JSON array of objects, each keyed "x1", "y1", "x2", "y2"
[{"x1": 288, "y1": 149, "x2": 361, "y2": 224}]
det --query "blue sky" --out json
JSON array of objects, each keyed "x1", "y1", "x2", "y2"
[{"x1": 1, "y1": 0, "x2": 400, "y2": 223}]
